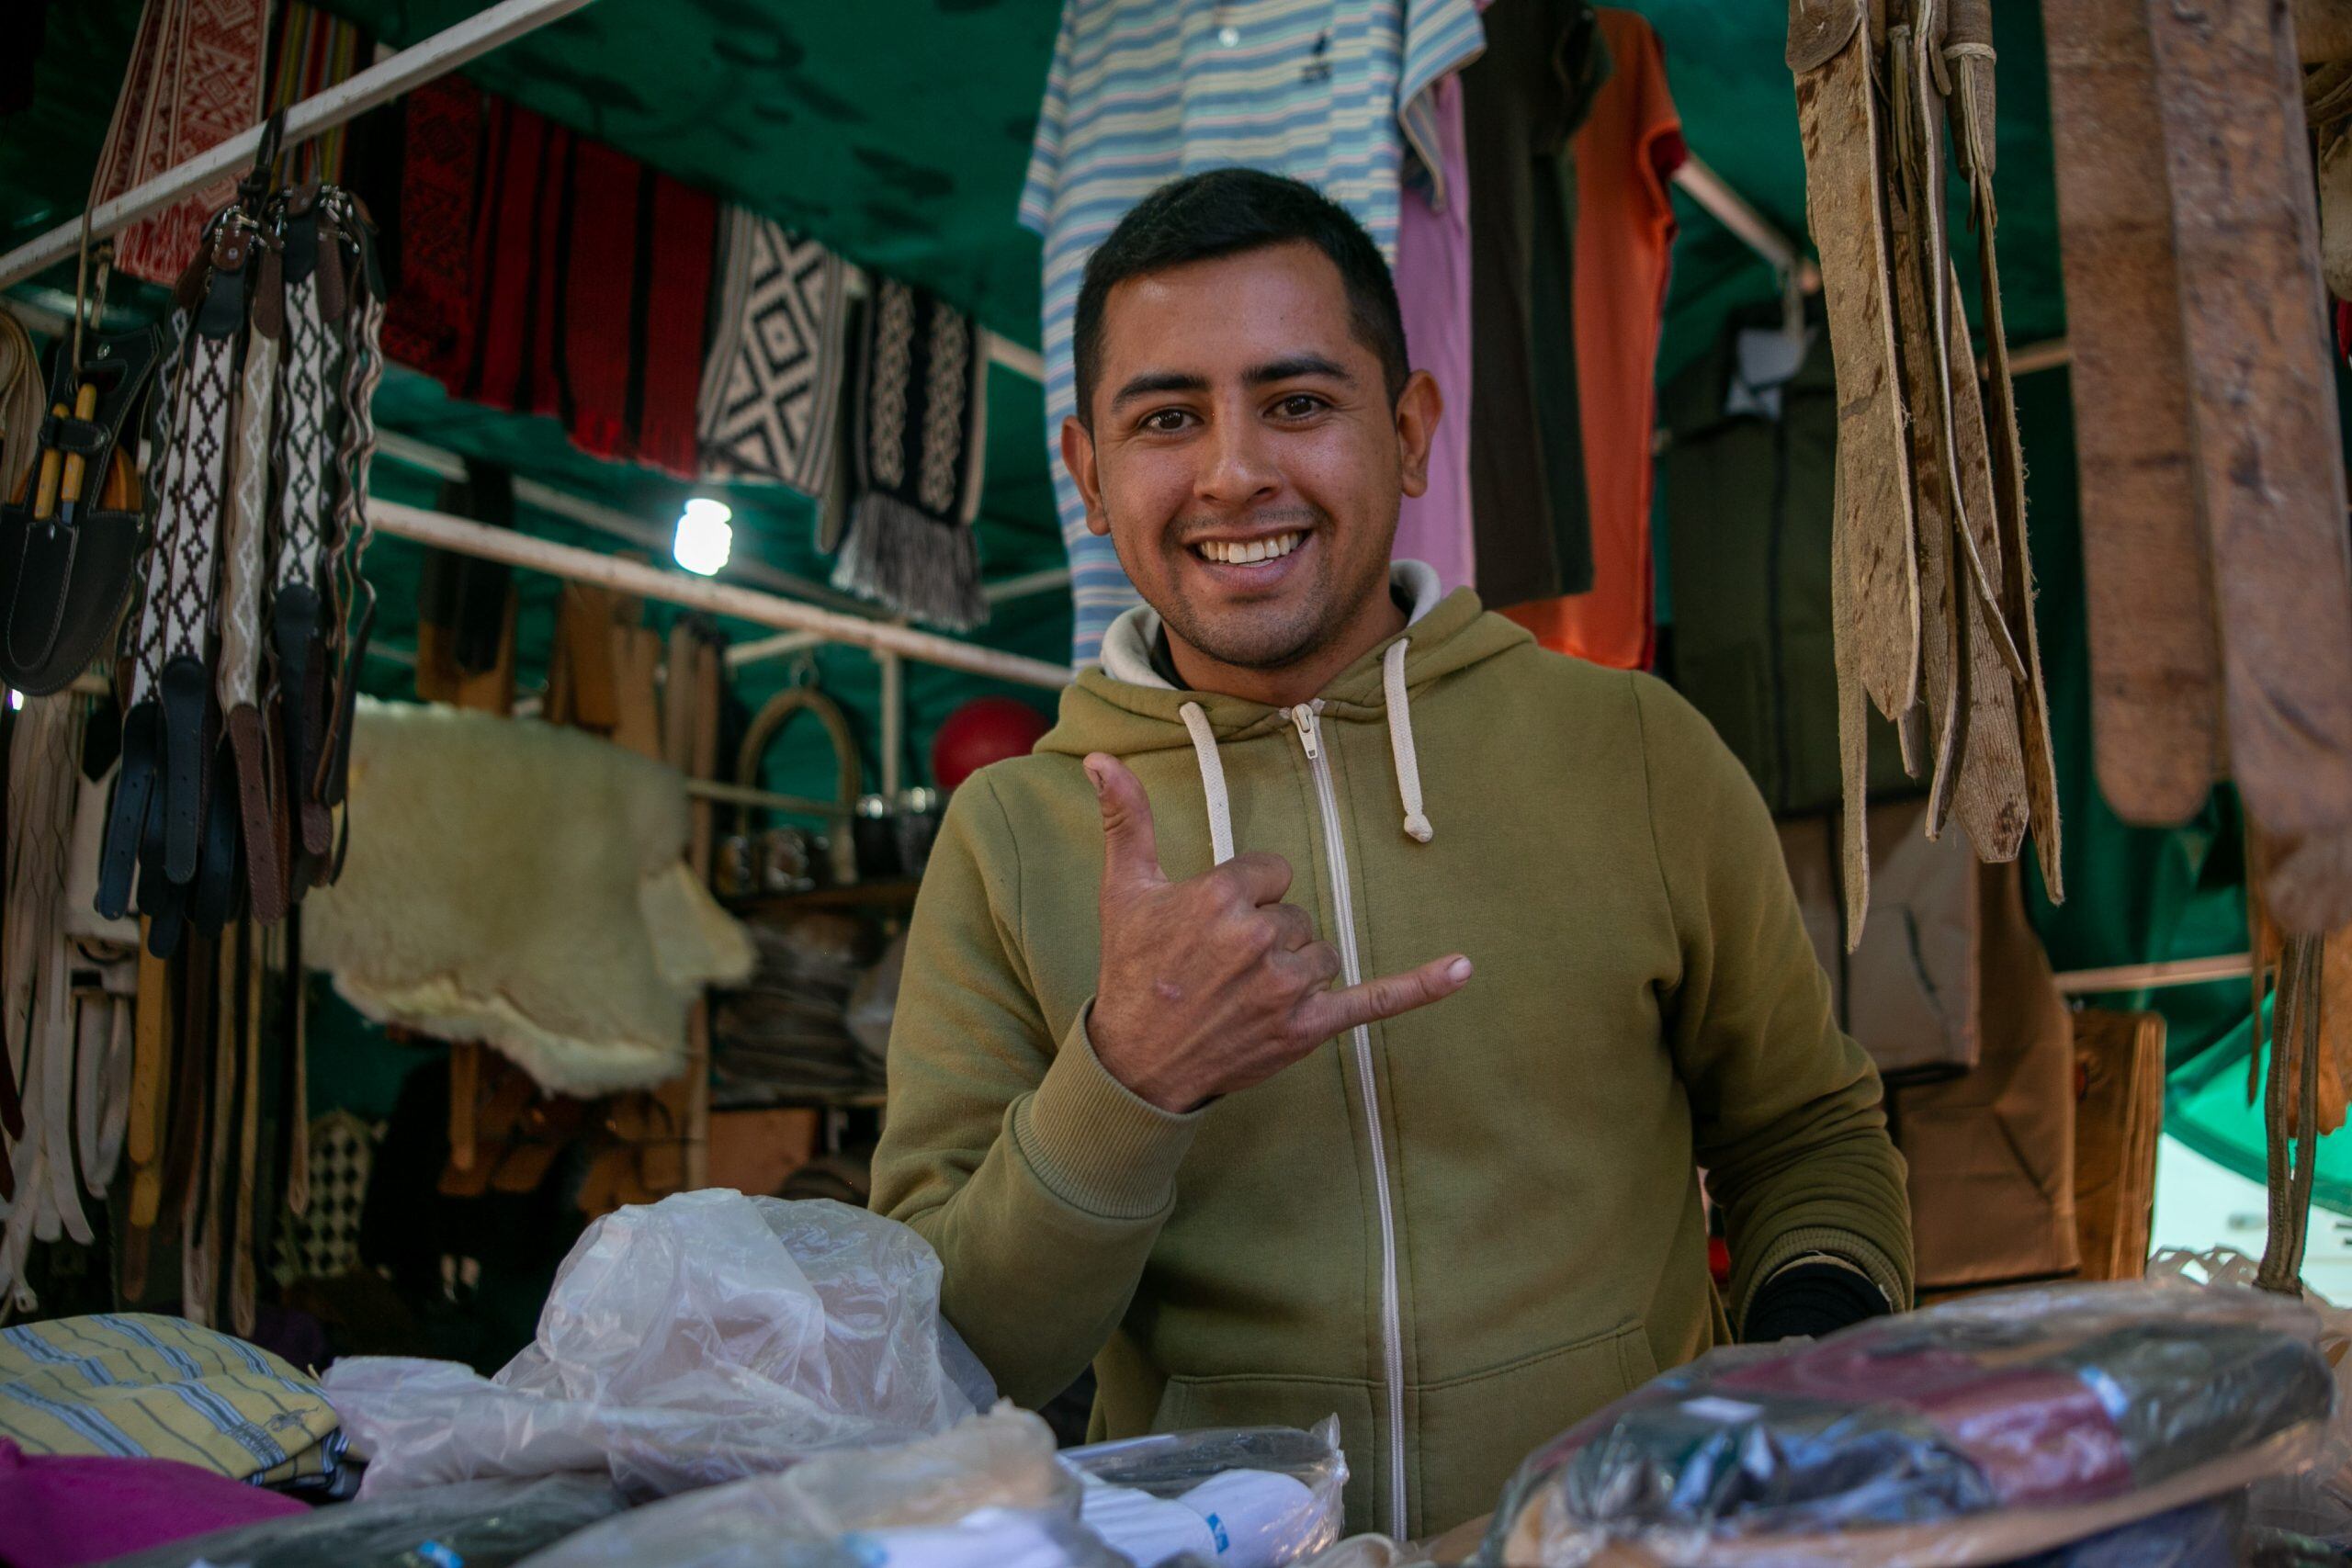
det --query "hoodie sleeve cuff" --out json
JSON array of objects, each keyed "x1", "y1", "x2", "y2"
[{"x1": 1012, "y1": 1000, "x2": 1204, "y2": 1222}]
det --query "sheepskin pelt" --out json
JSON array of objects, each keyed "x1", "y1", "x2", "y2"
[{"x1": 305, "y1": 699, "x2": 755, "y2": 1096}]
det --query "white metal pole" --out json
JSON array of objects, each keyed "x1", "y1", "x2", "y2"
[
  {"x1": 0, "y1": 0, "x2": 599, "y2": 290},
  {"x1": 374, "y1": 430, "x2": 876, "y2": 616},
  {"x1": 724, "y1": 565, "x2": 1071, "y2": 671},
  {"x1": 2052, "y1": 953, "x2": 2255, "y2": 996},
  {"x1": 878, "y1": 649, "x2": 904, "y2": 798},
  {"x1": 1671, "y1": 156, "x2": 1821, "y2": 294},
  {"x1": 372, "y1": 498, "x2": 1070, "y2": 691}
]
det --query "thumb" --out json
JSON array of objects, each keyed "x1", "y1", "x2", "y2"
[
  {"x1": 1086, "y1": 753, "x2": 1167, "y2": 895},
  {"x1": 1304, "y1": 953, "x2": 1474, "y2": 1039}
]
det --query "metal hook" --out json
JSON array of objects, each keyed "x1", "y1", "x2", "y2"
[{"x1": 238, "y1": 107, "x2": 289, "y2": 209}]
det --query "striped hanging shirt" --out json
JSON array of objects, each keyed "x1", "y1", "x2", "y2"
[{"x1": 1021, "y1": 0, "x2": 1487, "y2": 667}]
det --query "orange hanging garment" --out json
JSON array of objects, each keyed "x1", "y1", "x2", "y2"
[{"x1": 1500, "y1": 7, "x2": 1684, "y2": 669}]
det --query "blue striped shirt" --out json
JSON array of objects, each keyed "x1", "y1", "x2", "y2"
[{"x1": 1021, "y1": 0, "x2": 1487, "y2": 666}]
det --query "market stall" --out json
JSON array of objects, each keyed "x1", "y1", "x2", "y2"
[{"x1": 2, "y1": 0, "x2": 2351, "y2": 1562}]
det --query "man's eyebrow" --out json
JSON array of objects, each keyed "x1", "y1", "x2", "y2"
[
  {"x1": 1246, "y1": 354, "x2": 1353, "y2": 386},
  {"x1": 1109, "y1": 370, "x2": 1211, "y2": 412}
]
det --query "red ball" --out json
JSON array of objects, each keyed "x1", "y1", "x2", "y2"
[{"x1": 931, "y1": 697, "x2": 1051, "y2": 791}]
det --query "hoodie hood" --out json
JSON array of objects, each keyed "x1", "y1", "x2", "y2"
[
  {"x1": 1038, "y1": 561, "x2": 1532, "y2": 865},
  {"x1": 1038, "y1": 562, "x2": 1530, "y2": 760}
]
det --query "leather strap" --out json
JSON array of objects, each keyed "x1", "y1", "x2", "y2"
[
  {"x1": 229, "y1": 920, "x2": 263, "y2": 1336},
  {"x1": 128, "y1": 930, "x2": 169, "y2": 1228},
  {"x1": 74, "y1": 985, "x2": 105, "y2": 1198},
  {"x1": 96, "y1": 700, "x2": 157, "y2": 920},
  {"x1": 137, "y1": 752, "x2": 189, "y2": 961},
  {"x1": 187, "y1": 931, "x2": 240, "y2": 1325},
  {"x1": 322, "y1": 590, "x2": 372, "y2": 886},
  {"x1": 277, "y1": 917, "x2": 308, "y2": 1218},
  {"x1": 161, "y1": 931, "x2": 211, "y2": 1214},
  {"x1": 189, "y1": 733, "x2": 243, "y2": 937},
  {"x1": 226, "y1": 704, "x2": 284, "y2": 921},
  {"x1": 96, "y1": 995, "x2": 132, "y2": 1194}
]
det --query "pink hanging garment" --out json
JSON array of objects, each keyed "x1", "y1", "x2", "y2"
[{"x1": 1391, "y1": 68, "x2": 1477, "y2": 594}]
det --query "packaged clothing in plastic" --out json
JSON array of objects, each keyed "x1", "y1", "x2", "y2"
[
  {"x1": 98, "y1": 1473, "x2": 625, "y2": 1568},
  {"x1": 323, "y1": 1191, "x2": 989, "y2": 1497},
  {"x1": 1063, "y1": 1421, "x2": 1348, "y2": 1567},
  {"x1": 1291, "y1": 1538, "x2": 1439, "y2": 1568},
  {"x1": 518, "y1": 1405, "x2": 1123, "y2": 1568},
  {"x1": 1996, "y1": 1497, "x2": 2243, "y2": 1567},
  {"x1": 2149, "y1": 1247, "x2": 2352, "y2": 1547},
  {"x1": 1487, "y1": 1280, "x2": 2333, "y2": 1565}
]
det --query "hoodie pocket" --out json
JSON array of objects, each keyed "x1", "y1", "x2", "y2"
[
  {"x1": 1413, "y1": 1320, "x2": 1658, "y2": 1539},
  {"x1": 1152, "y1": 1372, "x2": 1382, "y2": 1532}
]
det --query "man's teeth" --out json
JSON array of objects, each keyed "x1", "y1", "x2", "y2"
[{"x1": 1198, "y1": 533, "x2": 1304, "y2": 565}]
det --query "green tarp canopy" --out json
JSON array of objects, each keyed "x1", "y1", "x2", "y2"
[{"x1": 0, "y1": 0, "x2": 2315, "y2": 1201}]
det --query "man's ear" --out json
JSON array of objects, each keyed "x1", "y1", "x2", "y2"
[
  {"x1": 1393, "y1": 369, "x2": 1442, "y2": 501},
  {"x1": 1061, "y1": 414, "x2": 1113, "y2": 537}
]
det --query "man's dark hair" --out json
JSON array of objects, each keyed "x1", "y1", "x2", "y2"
[{"x1": 1071, "y1": 169, "x2": 1409, "y2": 426}]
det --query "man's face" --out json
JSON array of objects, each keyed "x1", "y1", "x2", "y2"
[{"x1": 1063, "y1": 242, "x2": 1432, "y2": 673}]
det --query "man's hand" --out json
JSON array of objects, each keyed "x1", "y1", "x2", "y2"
[{"x1": 1084, "y1": 752, "x2": 1472, "y2": 1112}]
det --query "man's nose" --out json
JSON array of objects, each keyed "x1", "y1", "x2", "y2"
[{"x1": 1196, "y1": 409, "x2": 1279, "y2": 506}]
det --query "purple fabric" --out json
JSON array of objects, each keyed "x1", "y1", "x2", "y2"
[
  {"x1": 0, "y1": 1438, "x2": 308, "y2": 1568},
  {"x1": 1391, "y1": 66, "x2": 1477, "y2": 594}
]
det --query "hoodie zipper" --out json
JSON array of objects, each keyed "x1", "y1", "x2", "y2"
[{"x1": 1290, "y1": 701, "x2": 1408, "y2": 1540}]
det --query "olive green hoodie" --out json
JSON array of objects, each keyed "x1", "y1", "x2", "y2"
[{"x1": 872, "y1": 565, "x2": 1912, "y2": 1540}]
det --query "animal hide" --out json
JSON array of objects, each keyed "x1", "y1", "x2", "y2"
[{"x1": 305, "y1": 700, "x2": 755, "y2": 1096}]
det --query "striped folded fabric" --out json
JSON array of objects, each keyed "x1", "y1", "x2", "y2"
[{"x1": 0, "y1": 1314, "x2": 344, "y2": 1488}]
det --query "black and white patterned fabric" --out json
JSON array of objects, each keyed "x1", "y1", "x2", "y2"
[
  {"x1": 697, "y1": 210, "x2": 850, "y2": 500},
  {"x1": 275, "y1": 1109, "x2": 379, "y2": 1284},
  {"x1": 276, "y1": 275, "x2": 332, "y2": 596},
  {"x1": 831, "y1": 276, "x2": 988, "y2": 629}
]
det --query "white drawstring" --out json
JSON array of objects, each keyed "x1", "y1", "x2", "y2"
[
  {"x1": 1384, "y1": 640, "x2": 1434, "y2": 843},
  {"x1": 1173, "y1": 648, "x2": 1431, "y2": 868},
  {"x1": 1179, "y1": 701, "x2": 1236, "y2": 865}
]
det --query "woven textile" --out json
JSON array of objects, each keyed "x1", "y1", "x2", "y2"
[
  {"x1": 379, "y1": 76, "x2": 484, "y2": 384},
  {"x1": 274, "y1": 1110, "x2": 378, "y2": 1284},
  {"x1": 264, "y1": 1, "x2": 364, "y2": 185},
  {"x1": 96, "y1": 0, "x2": 270, "y2": 287},
  {"x1": 697, "y1": 210, "x2": 851, "y2": 498},
  {"x1": 832, "y1": 276, "x2": 988, "y2": 629}
]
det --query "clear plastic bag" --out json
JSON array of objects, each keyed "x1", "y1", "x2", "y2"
[
  {"x1": 1996, "y1": 1496, "x2": 2244, "y2": 1567},
  {"x1": 2147, "y1": 1247, "x2": 2352, "y2": 1547},
  {"x1": 1293, "y1": 1536, "x2": 1439, "y2": 1568},
  {"x1": 517, "y1": 1405, "x2": 1126, "y2": 1568},
  {"x1": 1488, "y1": 1280, "x2": 2332, "y2": 1566},
  {"x1": 1063, "y1": 1419, "x2": 1349, "y2": 1566},
  {"x1": 323, "y1": 1192, "x2": 989, "y2": 1498},
  {"x1": 98, "y1": 1473, "x2": 624, "y2": 1568}
]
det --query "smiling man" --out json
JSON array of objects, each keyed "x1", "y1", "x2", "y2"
[{"x1": 871, "y1": 170, "x2": 1913, "y2": 1540}]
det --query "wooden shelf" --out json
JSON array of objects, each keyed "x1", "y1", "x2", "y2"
[{"x1": 729, "y1": 880, "x2": 922, "y2": 916}]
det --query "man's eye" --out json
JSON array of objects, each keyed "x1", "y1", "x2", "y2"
[
  {"x1": 1141, "y1": 409, "x2": 1192, "y2": 433},
  {"x1": 1275, "y1": 395, "x2": 1327, "y2": 419}
]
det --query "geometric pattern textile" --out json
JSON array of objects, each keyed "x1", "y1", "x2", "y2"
[
  {"x1": 274, "y1": 1110, "x2": 379, "y2": 1286},
  {"x1": 698, "y1": 210, "x2": 851, "y2": 500}
]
